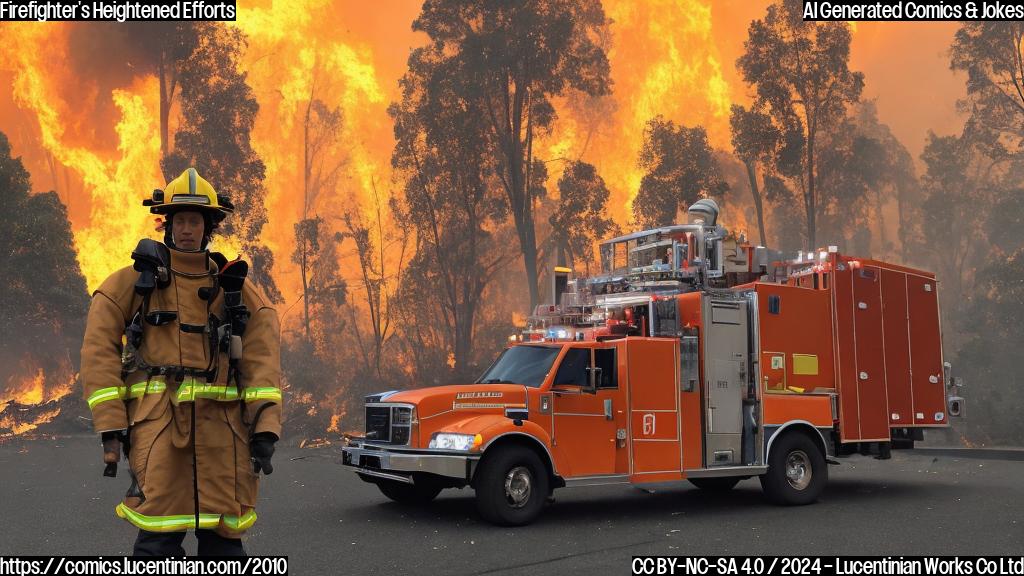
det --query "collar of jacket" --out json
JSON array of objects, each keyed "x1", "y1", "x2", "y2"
[{"x1": 168, "y1": 247, "x2": 214, "y2": 277}]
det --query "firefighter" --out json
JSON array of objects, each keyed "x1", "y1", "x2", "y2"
[{"x1": 81, "y1": 168, "x2": 282, "y2": 556}]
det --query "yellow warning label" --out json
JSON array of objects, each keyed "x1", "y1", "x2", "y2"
[{"x1": 792, "y1": 354, "x2": 819, "y2": 375}]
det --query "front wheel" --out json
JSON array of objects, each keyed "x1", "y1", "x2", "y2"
[
  {"x1": 760, "y1": 432, "x2": 827, "y2": 505},
  {"x1": 474, "y1": 446, "x2": 549, "y2": 526},
  {"x1": 376, "y1": 479, "x2": 443, "y2": 504}
]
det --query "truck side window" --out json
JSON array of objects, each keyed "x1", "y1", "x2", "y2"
[
  {"x1": 594, "y1": 348, "x2": 617, "y2": 389},
  {"x1": 554, "y1": 348, "x2": 589, "y2": 386}
]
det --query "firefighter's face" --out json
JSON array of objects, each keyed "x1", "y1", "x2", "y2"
[{"x1": 172, "y1": 211, "x2": 205, "y2": 251}]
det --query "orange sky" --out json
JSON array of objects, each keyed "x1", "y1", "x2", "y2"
[{"x1": 0, "y1": 3, "x2": 967, "y2": 296}]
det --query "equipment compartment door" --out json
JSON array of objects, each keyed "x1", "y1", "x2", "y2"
[
  {"x1": 907, "y1": 275, "x2": 946, "y2": 425},
  {"x1": 702, "y1": 299, "x2": 749, "y2": 466},
  {"x1": 852, "y1": 266, "x2": 891, "y2": 441},
  {"x1": 880, "y1": 268, "x2": 913, "y2": 426},
  {"x1": 627, "y1": 339, "x2": 680, "y2": 479}
]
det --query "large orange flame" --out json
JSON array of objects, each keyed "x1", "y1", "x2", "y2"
[
  {"x1": 230, "y1": 0, "x2": 395, "y2": 303},
  {"x1": 538, "y1": 0, "x2": 735, "y2": 226},
  {"x1": 0, "y1": 357, "x2": 76, "y2": 438}
]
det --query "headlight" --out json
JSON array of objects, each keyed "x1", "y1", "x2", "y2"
[{"x1": 428, "y1": 432, "x2": 482, "y2": 451}]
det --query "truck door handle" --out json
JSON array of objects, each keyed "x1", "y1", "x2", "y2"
[{"x1": 603, "y1": 399, "x2": 613, "y2": 420}]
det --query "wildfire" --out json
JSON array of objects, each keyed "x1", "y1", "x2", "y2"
[
  {"x1": 0, "y1": 24, "x2": 162, "y2": 291},
  {"x1": 0, "y1": 407, "x2": 62, "y2": 437},
  {"x1": 0, "y1": 358, "x2": 77, "y2": 438},
  {"x1": 327, "y1": 413, "x2": 342, "y2": 434},
  {"x1": 0, "y1": 4, "x2": 965, "y2": 438},
  {"x1": 539, "y1": 0, "x2": 735, "y2": 225},
  {"x1": 230, "y1": 1, "x2": 391, "y2": 302}
]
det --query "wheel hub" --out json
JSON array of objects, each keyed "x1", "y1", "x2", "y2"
[
  {"x1": 504, "y1": 466, "x2": 533, "y2": 508},
  {"x1": 785, "y1": 450, "x2": 811, "y2": 490}
]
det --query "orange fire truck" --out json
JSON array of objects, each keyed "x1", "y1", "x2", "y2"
[{"x1": 342, "y1": 199, "x2": 964, "y2": 526}]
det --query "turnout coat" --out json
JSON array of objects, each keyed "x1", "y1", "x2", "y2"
[{"x1": 81, "y1": 247, "x2": 282, "y2": 538}]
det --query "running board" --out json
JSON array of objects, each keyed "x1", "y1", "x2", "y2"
[
  {"x1": 564, "y1": 474, "x2": 631, "y2": 487},
  {"x1": 685, "y1": 466, "x2": 768, "y2": 478}
]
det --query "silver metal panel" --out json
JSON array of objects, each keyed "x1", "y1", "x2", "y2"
[
  {"x1": 350, "y1": 468, "x2": 415, "y2": 484},
  {"x1": 709, "y1": 359, "x2": 743, "y2": 432},
  {"x1": 703, "y1": 297, "x2": 750, "y2": 466},
  {"x1": 685, "y1": 465, "x2": 767, "y2": 478},
  {"x1": 564, "y1": 474, "x2": 631, "y2": 487},
  {"x1": 342, "y1": 445, "x2": 478, "y2": 481}
]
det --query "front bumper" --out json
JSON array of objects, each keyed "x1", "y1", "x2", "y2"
[{"x1": 342, "y1": 439, "x2": 480, "y2": 486}]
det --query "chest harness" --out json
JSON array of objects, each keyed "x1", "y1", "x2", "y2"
[{"x1": 121, "y1": 239, "x2": 250, "y2": 391}]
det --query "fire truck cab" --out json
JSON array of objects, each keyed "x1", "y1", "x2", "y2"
[{"x1": 342, "y1": 201, "x2": 963, "y2": 526}]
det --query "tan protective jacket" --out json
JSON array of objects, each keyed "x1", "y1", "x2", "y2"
[{"x1": 81, "y1": 247, "x2": 282, "y2": 538}]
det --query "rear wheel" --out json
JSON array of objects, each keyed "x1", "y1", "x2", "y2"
[
  {"x1": 760, "y1": 432, "x2": 827, "y2": 505},
  {"x1": 689, "y1": 477, "x2": 741, "y2": 491},
  {"x1": 376, "y1": 479, "x2": 443, "y2": 504},
  {"x1": 474, "y1": 446, "x2": 549, "y2": 526}
]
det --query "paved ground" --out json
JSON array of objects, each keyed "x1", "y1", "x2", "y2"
[{"x1": 1, "y1": 436, "x2": 1021, "y2": 575}]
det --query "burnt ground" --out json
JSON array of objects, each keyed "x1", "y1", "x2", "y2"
[{"x1": 1, "y1": 436, "x2": 1021, "y2": 575}]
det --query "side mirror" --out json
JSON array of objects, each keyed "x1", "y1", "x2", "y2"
[{"x1": 583, "y1": 367, "x2": 600, "y2": 394}]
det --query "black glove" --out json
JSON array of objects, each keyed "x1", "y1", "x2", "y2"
[{"x1": 250, "y1": 432, "x2": 277, "y2": 475}]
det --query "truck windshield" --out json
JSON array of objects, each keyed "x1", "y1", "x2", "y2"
[{"x1": 475, "y1": 345, "x2": 562, "y2": 388}]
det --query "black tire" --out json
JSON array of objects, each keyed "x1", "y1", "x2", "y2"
[
  {"x1": 760, "y1": 431, "x2": 827, "y2": 505},
  {"x1": 474, "y1": 445, "x2": 550, "y2": 526},
  {"x1": 376, "y1": 479, "x2": 443, "y2": 504},
  {"x1": 689, "y1": 477, "x2": 741, "y2": 491}
]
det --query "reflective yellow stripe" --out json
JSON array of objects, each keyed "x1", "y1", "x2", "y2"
[
  {"x1": 221, "y1": 509, "x2": 257, "y2": 532},
  {"x1": 86, "y1": 386, "x2": 126, "y2": 409},
  {"x1": 115, "y1": 503, "x2": 220, "y2": 532},
  {"x1": 90, "y1": 379, "x2": 278, "y2": 409},
  {"x1": 176, "y1": 380, "x2": 240, "y2": 402},
  {"x1": 243, "y1": 387, "x2": 282, "y2": 403},
  {"x1": 128, "y1": 380, "x2": 167, "y2": 399}
]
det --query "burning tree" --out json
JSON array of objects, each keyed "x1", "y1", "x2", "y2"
[
  {"x1": 409, "y1": 0, "x2": 612, "y2": 308},
  {"x1": 390, "y1": 47, "x2": 517, "y2": 378},
  {"x1": 0, "y1": 131, "x2": 89, "y2": 436},
  {"x1": 160, "y1": 23, "x2": 282, "y2": 304},
  {"x1": 632, "y1": 116, "x2": 728, "y2": 229},
  {"x1": 737, "y1": 0, "x2": 864, "y2": 249},
  {"x1": 548, "y1": 160, "x2": 617, "y2": 276},
  {"x1": 729, "y1": 104, "x2": 779, "y2": 247}
]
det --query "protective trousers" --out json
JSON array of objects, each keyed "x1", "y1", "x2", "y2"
[{"x1": 133, "y1": 529, "x2": 246, "y2": 556}]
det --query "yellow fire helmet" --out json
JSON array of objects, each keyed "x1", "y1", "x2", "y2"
[{"x1": 144, "y1": 167, "x2": 234, "y2": 223}]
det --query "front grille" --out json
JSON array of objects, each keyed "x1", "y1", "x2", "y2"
[
  {"x1": 364, "y1": 404, "x2": 412, "y2": 445},
  {"x1": 365, "y1": 406, "x2": 390, "y2": 442}
]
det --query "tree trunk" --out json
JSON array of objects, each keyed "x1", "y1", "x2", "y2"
[
  {"x1": 744, "y1": 160, "x2": 767, "y2": 246},
  {"x1": 158, "y1": 52, "x2": 171, "y2": 178},
  {"x1": 896, "y1": 181, "x2": 910, "y2": 261},
  {"x1": 876, "y1": 188, "x2": 887, "y2": 258},
  {"x1": 806, "y1": 131, "x2": 817, "y2": 249},
  {"x1": 503, "y1": 81, "x2": 541, "y2": 309},
  {"x1": 454, "y1": 299, "x2": 475, "y2": 379},
  {"x1": 301, "y1": 95, "x2": 313, "y2": 342},
  {"x1": 301, "y1": 244, "x2": 311, "y2": 342}
]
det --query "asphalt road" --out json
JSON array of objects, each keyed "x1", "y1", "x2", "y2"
[{"x1": 1, "y1": 436, "x2": 1021, "y2": 575}]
